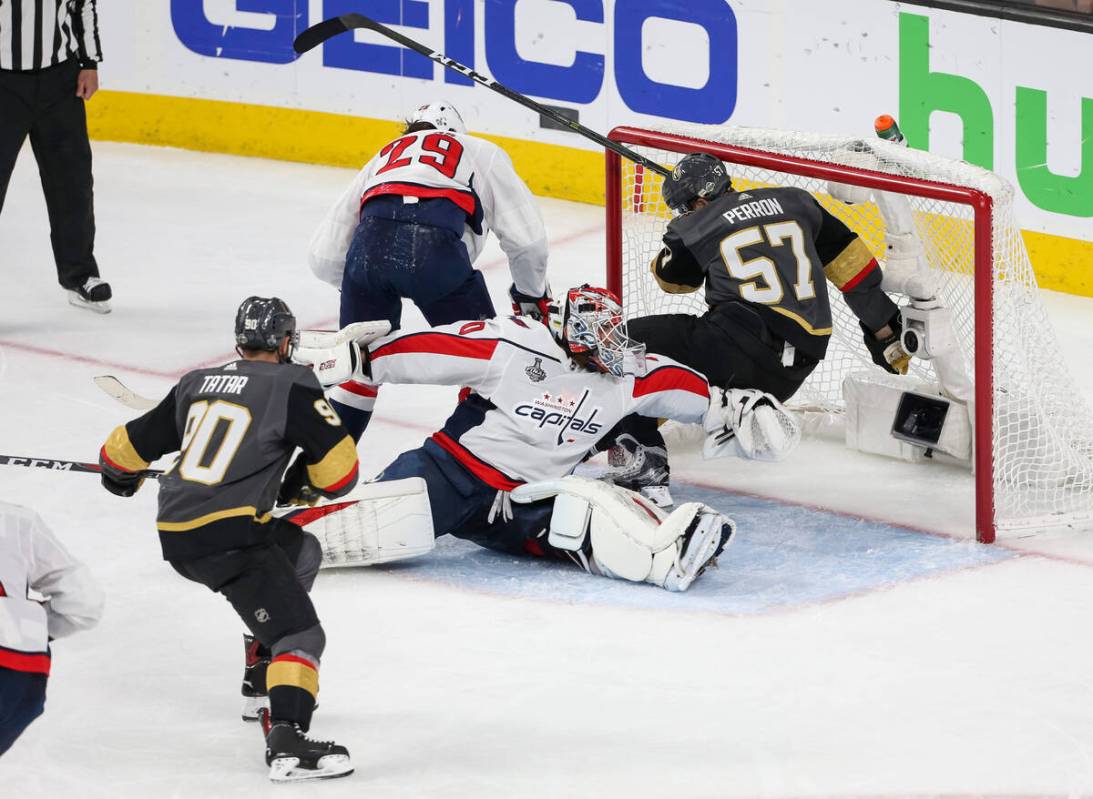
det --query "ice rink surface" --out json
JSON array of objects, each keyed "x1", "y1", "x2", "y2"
[{"x1": 4, "y1": 143, "x2": 1093, "y2": 796}]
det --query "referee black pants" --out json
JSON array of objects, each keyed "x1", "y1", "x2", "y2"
[{"x1": 0, "y1": 59, "x2": 98, "y2": 289}]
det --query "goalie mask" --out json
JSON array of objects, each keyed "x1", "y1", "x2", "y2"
[
  {"x1": 408, "y1": 101, "x2": 466, "y2": 134},
  {"x1": 662, "y1": 152, "x2": 733, "y2": 214},
  {"x1": 548, "y1": 285, "x2": 645, "y2": 378}
]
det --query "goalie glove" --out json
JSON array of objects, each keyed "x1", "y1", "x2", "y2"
[
  {"x1": 509, "y1": 283, "x2": 552, "y2": 324},
  {"x1": 702, "y1": 388, "x2": 800, "y2": 461},
  {"x1": 292, "y1": 321, "x2": 389, "y2": 388},
  {"x1": 862, "y1": 312, "x2": 911, "y2": 375}
]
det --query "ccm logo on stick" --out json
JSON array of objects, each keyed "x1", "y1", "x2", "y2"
[{"x1": 169, "y1": 0, "x2": 737, "y2": 124}]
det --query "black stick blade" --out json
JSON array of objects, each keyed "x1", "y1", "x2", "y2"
[{"x1": 293, "y1": 16, "x2": 349, "y2": 54}]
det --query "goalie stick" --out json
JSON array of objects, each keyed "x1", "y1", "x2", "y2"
[
  {"x1": 293, "y1": 13, "x2": 671, "y2": 179},
  {"x1": 0, "y1": 454, "x2": 162, "y2": 479}
]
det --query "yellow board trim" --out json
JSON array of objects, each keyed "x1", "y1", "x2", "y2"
[
  {"x1": 85, "y1": 91, "x2": 1093, "y2": 298},
  {"x1": 768, "y1": 306, "x2": 833, "y2": 336},
  {"x1": 822, "y1": 238, "x2": 874, "y2": 290},
  {"x1": 157, "y1": 505, "x2": 259, "y2": 532},
  {"x1": 307, "y1": 435, "x2": 359, "y2": 491},
  {"x1": 103, "y1": 425, "x2": 149, "y2": 472},
  {"x1": 86, "y1": 90, "x2": 605, "y2": 205},
  {"x1": 267, "y1": 659, "x2": 319, "y2": 698}
]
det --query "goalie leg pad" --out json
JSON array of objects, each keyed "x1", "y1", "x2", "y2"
[
  {"x1": 284, "y1": 477, "x2": 435, "y2": 568},
  {"x1": 513, "y1": 477, "x2": 734, "y2": 590}
]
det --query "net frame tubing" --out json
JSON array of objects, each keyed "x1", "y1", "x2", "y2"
[{"x1": 605, "y1": 125, "x2": 996, "y2": 543}]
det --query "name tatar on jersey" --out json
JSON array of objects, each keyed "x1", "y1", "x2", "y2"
[
  {"x1": 199, "y1": 374, "x2": 249, "y2": 395},
  {"x1": 721, "y1": 196, "x2": 786, "y2": 225}
]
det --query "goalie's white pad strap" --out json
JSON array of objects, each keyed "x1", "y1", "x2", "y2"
[{"x1": 284, "y1": 477, "x2": 435, "y2": 568}]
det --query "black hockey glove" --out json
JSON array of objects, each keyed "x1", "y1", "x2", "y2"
[
  {"x1": 861, "y1": 311, "x2": 911, "y2": 375},
  {"x1": 509, "y1": 284, "x2": 552, "y2": 324},
  {"x1": 277, "y1": 454, "x2": 322, "y2": 507},
  {"x1": 99, "y1": 454, "x2": 144, "y2": 498}
]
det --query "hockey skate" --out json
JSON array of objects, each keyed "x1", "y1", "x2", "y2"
[
  {"x1": 67, "y1": 277, "x2": 112, "y2": 314},
  {"x1": 241, "y1": 634, "x2": 270, "y2": 722},
  {"x1": 260, "y1": 709, "x2": 353, "y2": 782},
  {"x1": 661, "y1": 512, "x2": 736, "y2": 593},
  {"x1": 603, "y1": 434, "x2": 673, "y2": 507}
]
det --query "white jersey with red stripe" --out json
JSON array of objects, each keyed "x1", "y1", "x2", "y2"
[
  {"x1": 308, "y1": 129, "x2": 548, "y2": 298},
  {"x1": 365, "y1": 317, "x2": 712, "y2": 488},
  {"x1": 0, "y1": 503, "x2": 103, "y2": 675}
]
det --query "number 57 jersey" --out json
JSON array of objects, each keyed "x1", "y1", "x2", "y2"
[{"x1": 100, "y1": 361, "x2": 359, "y2": 561}]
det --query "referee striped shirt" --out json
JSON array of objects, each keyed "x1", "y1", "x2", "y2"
[{"x1": 0, "y1": 0, "x2": 101, "y2": 72}]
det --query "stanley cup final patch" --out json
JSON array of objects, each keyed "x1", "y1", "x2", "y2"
[{"x1": 525, "y1": 358, "x2": 547, "y2": 382}]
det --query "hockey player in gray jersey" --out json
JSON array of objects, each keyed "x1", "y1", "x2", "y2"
[
  {"x1": 604, "y1": 153, "x2": 911, "y2": 503},
  {"x1": 98, "y1": 297, "x2": 360, "y2": 782}
]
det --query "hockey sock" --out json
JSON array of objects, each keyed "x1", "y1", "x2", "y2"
[
  {"x1": 267, "y1": 653, "x2": 319, "y2": 732},
  {"x1": 243, "y1": 634, "x2": 271, "y2": 695},
  {"x1": 330, "y1": 398, "x2": 373, "y2": 442}
]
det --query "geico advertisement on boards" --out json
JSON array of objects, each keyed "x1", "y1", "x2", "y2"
[{"x1": 101, "y1": 1, "x2": 1089, "y2": 245}]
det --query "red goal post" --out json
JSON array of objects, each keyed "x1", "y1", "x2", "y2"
[{"x1": 605, "y1": 125, "x2": 1000, "y2": 541}]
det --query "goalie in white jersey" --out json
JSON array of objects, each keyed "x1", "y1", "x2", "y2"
[
  {"x1": 0, "y1": 503, "x2": 103, "y2": 754},
  {"x1": 308, "y1": 101, "x2": 550, "y2": 442},
  {"x1": 295, "y1": 286, "x2": 801, "y2": 591}
]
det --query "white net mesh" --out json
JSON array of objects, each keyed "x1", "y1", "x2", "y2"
[{"x1": 610, "y1": 123, "x2": 1093, "y2": 533}]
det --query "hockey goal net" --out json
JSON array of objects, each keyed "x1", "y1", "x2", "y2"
[{"x1": 606, "y1": 123, "x2": 1093, "y2": 542}]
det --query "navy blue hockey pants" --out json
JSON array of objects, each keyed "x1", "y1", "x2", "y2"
[
  {"x1": 335, "y1": 197, "x2": 497, "y2": 440},
  {"x1": 0, "y1": 668, "x2": 47, "y2": 756},
  {"x1": 376, "y1": 439, "x2": 566, "y2": 559}
]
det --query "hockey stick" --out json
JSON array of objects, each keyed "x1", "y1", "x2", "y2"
[
  {"x1": 293, "y1": 14, "x2": 671, "y2": 178},
  {"x1": 93, "y1": 375, "x2": 158, "y2": 411},
  {"x1": 0, "y1": 454, "x2": 162, "y2": 479}
]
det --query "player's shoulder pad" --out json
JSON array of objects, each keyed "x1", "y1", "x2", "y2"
[
  {"x1": 282, "y1": 362, "x2": 325, "y2": 391},
  {"x1": 495, "y1": 316, "x2": 564, "y2": 359},
  {"x1": 632, "y1": 353, "x2": 710, "y2": 395}
]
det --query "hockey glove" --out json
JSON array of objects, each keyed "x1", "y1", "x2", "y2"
[
  {"x1": 510, "y1": 284, "x2": 552, "y2": 324},
  {"x1": 98, "y1": 452, "x2": 144, "y2": 498},
  {"x1": 277, "y1": 455, "x2": 322, "y2": 507},
  {"x1": 862, "y1": 312, "x2": 911, "y2": 375}
]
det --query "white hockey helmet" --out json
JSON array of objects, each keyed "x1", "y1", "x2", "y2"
[
  {"x1": 408, "y1": 101, "x2": 466, "y2": 134},
  {"x1": 547, "y1": 285, "x2": 646, "y2": 378}
]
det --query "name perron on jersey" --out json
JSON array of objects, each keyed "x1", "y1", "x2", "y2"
[
  {"x1": 651, "y1": 186, "x2": 897, "y2": 359},
  {"x1": 363, "y1": 317, "x2": 713, "y2": 487}
]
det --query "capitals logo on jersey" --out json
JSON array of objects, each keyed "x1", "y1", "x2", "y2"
[{"x1": 514, "y1": 388, "x2": 604, "y2": 444}]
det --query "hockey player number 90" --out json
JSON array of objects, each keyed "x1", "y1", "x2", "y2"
[
  {"x1": 176, "y1": 400, "x2": 253, "y2": 485},
  {"x1": 719, "y1": 221, "x2": 815, "y2": 305}
]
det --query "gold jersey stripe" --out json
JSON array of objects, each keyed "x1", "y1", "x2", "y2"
[
  {"x1": 103, "y1": 425, "x2": 150, "y2": 473},
  {"x1": 649, "y1": 254, "x2": 701, "y2": 295},
  {"x1": 267, "y1": 659, "x2": 319, "y2": 697},
  {"x1": 768, "y1": 306, "x2": 833, "y2": 336},
  {"x1": 307, "y1": 435, "x2": 359, "y2": 491},
  {"x1": 823, "y1": 238, "x2": 874, "y2": 290},
  {"x1": 157, "y1": 505, "x2": 259, "y2": 532}
]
